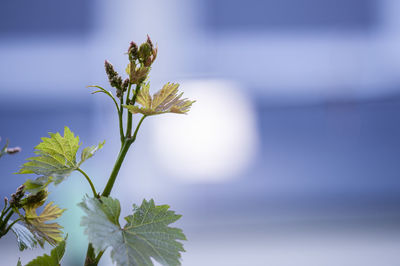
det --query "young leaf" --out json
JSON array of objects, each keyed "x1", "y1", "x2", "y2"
[
  {"x1": 23, "y1": 201, "x2": 65, "y2": 246},
  {"x1": 25, "y1": 237, "x2": 66, "y2": 266},
  {"x1": 124, "y1": 82, "x2": 195, "y2": 116},
  {"x1": 8, "y1": 220, "x2": 40, "y2": 251},
  {"x1": 23, "y1": 177, "x2": 53, "y2": 196},
  {"x1": 79, "y1": 197, "x2": 186, "y2": 266},
  {"x1": 17, "y1": 127, "x2": 104, "y2": 193},
  {"x1": 0, "y1": 139, "x2": 8, "y2": 158},
  {"x1": 81, "y1": 140, "x2": 105, "y2": 162}
]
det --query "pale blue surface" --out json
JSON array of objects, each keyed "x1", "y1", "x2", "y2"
[{"x1": 1, "y1": 1, "x2": 400, "y2": 265}]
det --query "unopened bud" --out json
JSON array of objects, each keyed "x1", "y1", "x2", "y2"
[
  {"x1": 151, "y1": 46, "x2": 158, "y2": 63},
  {"x1": 9, "y1": 185, "x2": 25, "y2": 207},
  {"x1": 128, "y1": 41, "x2": 138, "y2": 61},
  {"x1": 144, "y1": 57, "x2": 152, "y2": 67},
  {"x1": 146, "y1": 35, "x2": 154, "y2": 50},
  {"x1": 105, "y1": 60, "x2": 123, "y2": 90},
  {"x1": 111, "y1": 76, "x2": 123, "y2": 89},
  {"x1": 104, "y1": 60, "x2": 115, "y2": 77},
  {"x1": 116, "y1": 89, "x2": 122, "y2": 98},
  {"x1": 6, "y1": 147, "x2": 21, "y2": 154},
  {"x1": 138, "y1": 43, "x2": 152, "y2": 64},
  {"x1": 16, "y1": 185, "x2": 24, "y2": 193},
  {"x1": 122, "y1": 78, "x2": 130, "y2": 92},
  {"x1": 23, "y1": 189, "x2": 47, "y2": 208}
]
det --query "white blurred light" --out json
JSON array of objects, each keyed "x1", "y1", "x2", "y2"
[{"x1": 151, "y1": 79, "x2": 258, "y2": 182}]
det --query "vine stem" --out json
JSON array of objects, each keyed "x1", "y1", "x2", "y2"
[
  {"x1": 0, "y1": 206, "x2": 11, "y2": 221},
  {"x1": 84, "y1": 115, "x2": 146, "y2": 265},
  {"x1": 3, "y1": 218, "x2": 21, "y2": 236},
  {"x1": 125, "y1": 84, "x2": 141, "y2": 138},
  {"x1": 131, "y1": 115, "x2": 147, "y2": 143},
  {"x1": 77, "y1": 168, "x2": 98, "y2": 198},
  {"x1": 0, "y1": 208, "x2": 14, "y2": 237},
  {"x1": 84, "y1": 81, "x2": 145, "y2": 265},
  {"x1": 118, "y1": 107, "x2": 124, "y2": 144},
  {"x1": 101, "y1": 140, "x2": 132, "y2": 197},
  {"x1": 1, "y1": 200, "x2": 7, "y2": 215},
  {"x1": 83, "y1": 140, "x2": 131, "y2": 266},
  {"x1": 0, "y1": 206, "x2": 11, "y2": 236}
]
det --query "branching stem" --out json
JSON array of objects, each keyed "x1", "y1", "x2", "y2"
[
  {"x1": 77, "y1": 168, "x2": 98, "y2": 198},
  {"x1": 3, "y1": 218, "x2": 20, "y2": 236},
  {"x1": 0, "y1": 208, "x2": 14, "y2": 236},
  {"x1": 0, "y1": 206, "x2": 11, "y2": 221},
  {"x1": 101, "y1": 140, "x2": 131, "y2": 197},
  {"x1": 126, "y1": 84, "x2": 141, "y2": 138},
  {"x1": 1, "y1": 201, "x2": 7, "y2": 216},
  {"x1": 118, "y1": 107, "x2": 124, "y2": 143},
  {"x1": 130, "y1": 115, "x2": 147, "y2": 144}
]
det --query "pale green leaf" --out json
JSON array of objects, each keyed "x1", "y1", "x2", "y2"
[
  {"x1": 17, "y1": 258, "x2": 22, "y2": 266},
  {"x1": 23, "y1": 176, "x2": 53, "y2": 195},
  {"x1": 18, "y1": 127, "x2": 104, "y2": 193},
  {"x1": 124, "y1": 82, "x2": 195, "y2": 116},
  {"x1": 25, "y1": 237, "x2": 66, "y2": 266},
  {"x1": 8, "y1": 221, "x2": 40, "y2": 251},
  {"x1": 24, "y1": 201, "x2": 65, "y2": 246},
  {"x1": 79, "y1": 197, "x2": 186, "y2": 266},
  {"x1": 81, "y1": 140, "x2": 105, "y2": 162}
]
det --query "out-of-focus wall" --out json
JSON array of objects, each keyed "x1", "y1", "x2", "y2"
[{"x1": 1, "y1": 1, "x2": 400, "y2": 265}]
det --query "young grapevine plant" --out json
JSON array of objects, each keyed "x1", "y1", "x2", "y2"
[{"x1": 0, "y1": 36, "x2": 194, "y2": 266}]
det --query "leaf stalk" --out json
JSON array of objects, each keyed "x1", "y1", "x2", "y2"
[{"x1": 77, "y1": 168, "x2": 98, "y2": 198}]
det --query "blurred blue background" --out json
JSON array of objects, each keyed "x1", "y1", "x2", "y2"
[{"x1": 1, "y1": 0, "x2": 400, "y2": 265}]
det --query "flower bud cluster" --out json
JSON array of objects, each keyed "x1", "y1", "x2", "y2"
[
  {"x1": 105, "y1": 60, "x2": 126, "y2": 99},
  {"x1": 127, "y1": 35, "x2": 158, "y2": 85},
  {"x1": 9, "y1": 185, "x2": 25, "y2": 208},
  {"x1": 20, "y1": 189, "x2": 48, "y2": 208},
  {"x1": 6, "y1": 146, "x2": 21, "y2": 154},
  {"x1": 103, "y1": 36, "x2": 158, "y2": 100}
]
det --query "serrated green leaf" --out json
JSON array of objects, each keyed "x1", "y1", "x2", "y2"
[
  {"x1": 18, "y1": 127, "x2": 104, "y2": 194},
  {"x1": 8, "y1": 221, "x2": 40, "y2": 251},
  {"x1": 25, "y1": 237, "x2": 66, "y2": 266},
  {"x1": 79, "y1": 197, "x2": 186, "y2": 266}
]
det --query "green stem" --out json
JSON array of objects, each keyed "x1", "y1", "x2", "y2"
[
  {"x1": 129, "y1": 115, "x2": 147, "y2": 144},
  {"x1": 84, "y1": 244, "x2": 105, "y2": 266},
  {"x1": 3, "y1": 218, "x2": 20, "y2": 236},
  {"x1": 118, "y1": 108, "x2": 124, "y2": 143},
  {"x1": 94, "y1": 250, "x2": 105, "y2": 264},
  {"x1": 84, "y1": 244, "x2": 97, "y2": 266},
  {"x1": 132, "y1": 84, "x2": 141, "y2": 104},
  {"x1": 126, "y1": 84, "x2": 132, "y2": 105},
  {"x1": 77, "y1": 168, "x2": 98, "y2": 198},
  {"x1": 1, "y1": 200, "x2": 7, "y2": 216},
  {"x1": 0, "y1": 206, "x2": 11, "y2": 221},
  {"x1": 125, "y1": 84, "x2": 141, "y2": 138},
  {"x1": 126, "y1": 112, "x2": 133, "y2": 138},
  {"x1": 84, "y1": 84, "x2": 145, "y2": 265},
  {"x1": 119, "y1": 83, "x2": 132, "y2": 143},
  {"x1": 103, "y1": 115, "x2": 147, "y2": 197},
  {"x1": 1, "y1": 209, "x2": 14, "y2": 232},
  {"x1": 101, "y1": 141, "x2": 132, "y2": 197}
]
